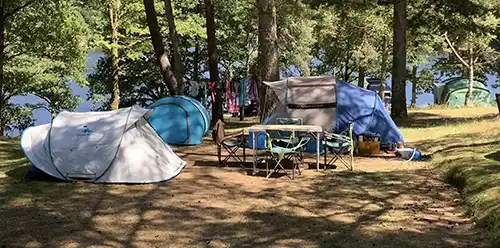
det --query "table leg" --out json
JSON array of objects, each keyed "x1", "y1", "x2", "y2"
[
  {"x1": 316, "y1": 131, "x2": 320, "y2": 171},
  {"x1": 252, "y1": 131, "x2": 257, "y2": 175}
]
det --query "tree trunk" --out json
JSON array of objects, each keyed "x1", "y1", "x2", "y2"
[
  {"x1": 205, "y1": 0, "x2": 223, "y2": 126},
  {"x1": 465, "y1": 48, "x2": 474, "y2": 107},
  {"x1": 257, "y1": 0, "x2": 279, "y2": 122},
  {"x1": 193, "y1": 42, "x2": 199, "y2": 82},
  {"x1": 193, "y1": 42, "x2": 201, "y2": 101},
  {"x1": 379, "y1": 81, "x2": 385, "y2": 102},
  {"x1": 164, "y1": 0, "x2": 184, "y2": 94},
  {"x1": 411, "y1": 65, "x2": 417, "y2": 108},
  {"x1": 51, "y1": 109, "x2": 56, "y2": 120},
  {"x1": 379, "y1": 36, "x2": 387, "y2": 103},
  {"x1": 108, "y1": 2, "x2": 120, "y2": 110},
  {"x1": 390, "y1": 0, "x2": 407, "y2": 122},
  {"x1": 143, "y1": 0, "x2": 178, "y2": 95},
  {"x1": 358, "y1": 66, "x2": 365, "y2": 88},
  {"x1": 343, "y1": 46, "x2": 350, "y2": 82},
  {"x1": 0, "y1": 3, "x2": 5, "y2": 137}
]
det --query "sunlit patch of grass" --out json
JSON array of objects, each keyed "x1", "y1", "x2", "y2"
[
  {"x1": 405, "y1": 108, "x2": 500, "y2": 245},
  {"x1": 411, "y1": 106, "x2": 498, "y2": 117},
  {"x1": 0, "y1": 140, "x2": 29, "y2": 177},
  {"x1": 402, "y1": 117, "x2": 500, "y2": 145},
  {"x1": 432, "y1": 136, "x2": 500, "y2": 244}
]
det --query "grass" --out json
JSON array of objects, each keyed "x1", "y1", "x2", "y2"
[
  {"x1": 0, "y1": 139, "x2": 28, "y2": 177},
  {"x1": 0, "y1": 107, "x2": 498, "y2": 247},
  {"x1": 403, "y1": 107, "x2": 500, "y2": 245}
]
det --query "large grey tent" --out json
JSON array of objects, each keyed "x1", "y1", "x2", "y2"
[
  {"x1": 248, "y1": 76, "x2": 404, "y2": 152},
  {"x1": 263, "y1": 76, "x2": 338, "y2": 129},
  {"x1": 21, "y1": 106, "x2": 187, "y2": 183}
]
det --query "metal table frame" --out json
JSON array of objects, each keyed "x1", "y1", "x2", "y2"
[{"x1": 248, "y1": 124, "x2": 323, "y2": 175}]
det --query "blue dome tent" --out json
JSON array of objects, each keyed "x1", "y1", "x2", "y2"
[
  {"x1": 334, "y1": 81, "x2": 403, "y2": 142},
  {"x1": 248, "y1": 77, "x2": 404, "y2": 152},
  {"x1": 147, "y1": 96, "x2": 211, "y2": 145}
]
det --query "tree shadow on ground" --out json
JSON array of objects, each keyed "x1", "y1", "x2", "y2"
[
  {"x1": 0, "y1": 161, "x2": 490, "y2": 247},
  {"x1": 423, "y1": 127, "x2": 500, "y2": 246},
  {"x1": 0, "y1": 126, "x2": 492, "y2": 248},
  {"x1": 485, "y1": 151, "x2": 500, "y2": 162}
]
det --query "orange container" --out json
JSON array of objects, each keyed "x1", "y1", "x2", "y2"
[{"x1": 358, "y1": 141, "x2": 380, "y2": 155}]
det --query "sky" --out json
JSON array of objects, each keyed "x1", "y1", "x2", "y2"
[{"x1": 9, "y1": 52, "x2": 500, "y2": 135}]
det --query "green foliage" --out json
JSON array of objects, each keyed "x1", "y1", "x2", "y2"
[
  {"x1": 311, "y1": 3, "x2": 392, "y2": 81},
  {"x1": 27, "y1": 82, "x2": 81, "y2": 116},
  {"x1": 423, "y1": 0, "x2": 500, "y2": 77},
  {"x1": 277, "y1": 0, "x2": 316, "y2": 76},
  {"x1": 7, "y1": 0, "x2": 89, "y2": 86},
  {"x1": 215, "y1": 0, "x2": 257, "y2": 79},
  {"x1": 407, "y1": 0, "x2": 441, "y2": 67},
  {"x1": 87, "y1": 53, "x2": 165, "y2": 110},
  {"x1": 86, "y1": 0, "x2": 209, "y2": 105},
  {"x1": 4, "y1": 104, "x2": 35, "y2": 134},
  {"x1": 416, "y1": 68, "x2": 435, "y2": 93},
  {"x1": 215, "y1": 0, "x2": 318, "y2": 79},
  {"x1": 0, "y1": 0, "x2": 89, "y2": 135},
  {"x1": 87, "y1": 0, "x2": 320, "y2": 107}
]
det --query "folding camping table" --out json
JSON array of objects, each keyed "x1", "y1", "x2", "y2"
[{"x1": 248, "y1": 124, "x2": 323, "y2": 175}]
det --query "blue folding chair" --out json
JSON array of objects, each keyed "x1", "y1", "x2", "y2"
[
  {"x1": 323, "y1": 122, "x2": 354, "y2": 171},
  {"x1": 265, "y1": 127, "x2": 310, "y2": 179}
]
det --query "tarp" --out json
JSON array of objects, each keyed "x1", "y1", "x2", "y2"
[
  {"x1": 248, "y1": 77, "x2": 404, "y2": 152},
  {"x1": 21, "y1": 106, "x2": 187, "y2": 183}
]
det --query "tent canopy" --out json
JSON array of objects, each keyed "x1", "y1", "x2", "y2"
[
  {"x1": 263, "y1": 76, "x2": 337, "y2": 130},
  {"x1": 250, "y1": 77, "x2": 404, "y2": 151},
  {"x1": 433, "y1": 77, "x2": 493, "y2": 106},
  {"x1": 147, "y1": 96, "x2": 210, "y2": 145},
  {"x1": 21, "y1": 106, "x2": 187, "y2": 183}
]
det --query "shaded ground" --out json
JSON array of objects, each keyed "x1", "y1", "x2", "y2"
[
  {"x1": 0, "y1": 161, "x2": 488, "y2": 247},
  {"x1": 0, "y1": 108, "x2": 498, "y2": 247}
]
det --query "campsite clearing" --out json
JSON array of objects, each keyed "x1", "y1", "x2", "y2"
[{"x1": 0, "y1": 107, "x2": 499, "y2": 247}]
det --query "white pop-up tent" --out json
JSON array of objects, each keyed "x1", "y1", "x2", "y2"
[{"x1": 21, "y1": 106, "x2": 187, "y2": 183}]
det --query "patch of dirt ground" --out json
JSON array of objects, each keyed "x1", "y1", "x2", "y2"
[{"x1": 0, "y1": 143, "x2": 490, "y2": 248}]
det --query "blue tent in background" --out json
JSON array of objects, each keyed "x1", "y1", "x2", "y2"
[
  {"x1": 335, "y1": 81, "x2": 403, "y2": 142},
  {"x1": 248, "y1": 77, "x2": 404, "y2": 152},
  {"x1": 147, "y1": 96, "x2": 210, "y2": 145}
]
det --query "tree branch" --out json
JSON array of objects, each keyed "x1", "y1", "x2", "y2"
[
  {"x1": 345, "y1": 66, "x2": 356, "y2": 82},
  {"x1": 29, "y1": 104, "x2": 50, "y2": 113},
  {"x1": 123, "y1": 35, "x2": 149, "y2": 49},
  {"x1": 474, "y1": 55, "x2": 480, "y2": 64},
  {"x1": 443, "y1": 32, "x2": 469, "y2": 68},
  {"x1": 4, "y1": 0, "x2": 36, "y2": 19},
  {"x1": 4, "y1": 93, "x2": 15, "y2": 102},
  {"x1": 34, "y1": 94, "x2": 51, "y2": 105}
]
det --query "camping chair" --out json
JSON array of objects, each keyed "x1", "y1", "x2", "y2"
[
  {"x1": 323, "y1": 122, "x2": 354, "y2": 171},
  {"x1": 265, "y1": 128, "x2": 310, "y2": 179},
  {"x1": 212, "y1": 120, "x2": 246, "y2": 168},
  {"x1": 270, "y1": 118, "x2": 303, "y2": 146}
]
